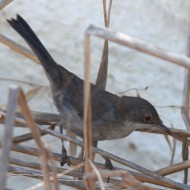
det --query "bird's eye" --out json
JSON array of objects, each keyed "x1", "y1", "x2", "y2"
[{"x1": 143, "y1": 115, "x2": 152, "y2": 122}]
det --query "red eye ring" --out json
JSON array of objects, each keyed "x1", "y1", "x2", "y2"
[{"x1": 143, "y1": 115, "x2": 152, "y2": 122}]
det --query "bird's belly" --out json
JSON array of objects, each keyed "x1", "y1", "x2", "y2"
[{"x1": 92, "y1": 122, "x2": 135, "y2": 141}]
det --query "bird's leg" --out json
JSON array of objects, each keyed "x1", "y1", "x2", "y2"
[
  {"x1": 59, "y1": 125, "x2": 70, "y2": 166},
  {"x1": 92, "y1": 141, "x2": 97, "y2": 162},
  {"x1": 92, "y1": 141, "x2": 113, "y2": 170},
  {"x1": 93, "y1": 141, "x2": 112, "y2": 183}
]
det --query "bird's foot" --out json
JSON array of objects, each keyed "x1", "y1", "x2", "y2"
[
  {"x1": 60, "y1": 146, "x2": 71, "y2": 167},
  {"x1": 60, "y1": 154, "x2": 70, "y2": 167},
  {"x1": 104, "y1": 158, "x2": 113, "y2": 170}
]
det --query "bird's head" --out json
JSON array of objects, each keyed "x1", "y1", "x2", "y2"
[{"x1": 118, "y1": 96, "x2": 171, "y2": 135}]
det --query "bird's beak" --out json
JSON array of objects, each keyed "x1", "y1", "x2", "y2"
[{"x1": 160, "y1": 124, "x2": 172, "y2": 135}]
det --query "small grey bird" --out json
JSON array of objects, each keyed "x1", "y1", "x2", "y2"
[{"x1": 7, "y1": 15, "x2": 171, "y2": 167}]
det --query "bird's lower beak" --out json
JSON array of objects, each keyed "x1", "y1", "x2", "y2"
[{"x1": 160, "y1": 124, "x2": 172, "y2": 135}]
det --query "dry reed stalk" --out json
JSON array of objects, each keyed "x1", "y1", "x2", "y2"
[
  {"x1": 2, "y1": 114, "x2": 190, "y2": 186},
  {"x1": 96, "y1": 0, "x2": 112, "y2": 89},
  {"x1": 8, "y1": 153, "x2": 181, "y2": 189},
  {"x1": 85, "y1": 25, "x2": 190, "y2": 69},
  {"x1": 9, "y1": 158, "x2": 84, "y2": 178},
  {"x1": 182, "y1": 6, "x2": 190, "y2": 130},
  {"x1": 0, "y1": 0, "x2": 13, "y2": 10},
  {"x1": 8, "y1": 157, "x2": 152, "y2": 188},
  {"x1": 138, "y1": 128, "x2": 190, "y2": 144},
  {"x1": 8, "y1": 142, "x2": 190, "y2": 180},
  {"x1": 113, "y1": 173, "x2": 157, "y2": 190},
  {"x1": 12, "y1": 125, "x2": 55, "y2": 144},
  {"x1": 0, "y1": 109, "x2": 59, "y2": 126},
  {"x1": 84, "y1": 26, "x2": 190, "y2": 190},
  {"x1": 2, "y1": 108, "x2": 190, "y2": 140},
  {"x1": 1, "y1": 107, "x2": 189, "y2": 180},
  {"x1": 85, "y1": 168, "x2": 158, "y2": 190},
  {"x1": 182, "y1": 139, "x2": 189, "y2": 184},
  {"x1": 8, "y1": 165, "x2": 87, "y2": 190},
  {"x1": 0, "y1": 77, "x2": 43, "y2": 87},
  {"x1": 0, "y1": 86, "x2": 18, "y2": 190},
  {"x1": 156, "y1": 159, "x2": 190, "y2": 176},
  {"x1": 48, "y1": 150, "x2": 60, "y2": 190},
  {"x1": 7, "y1": 143, "x2": 190, "y2": 189},
  {"x1": 84, "y1": 32, "x2": 96, "y2": 190},
  {"x1": 89, "y1": 161, "x2": 105, "y2": 190},
  {"x1": 1, "y1": 109, "x2": 190, "y2": 144},
  {"x1": 17, "y1": 88, "x2": 53, "y2": 190},
  {"x1": 1, "y1": 23, "x2": 190, "y2": 70},
  {"x1": 181, "y1": 5, "x2": 190, "y2": 184},
  {"x1": 87, "y1": 0, "x2": 113, "y2": 178},
  {"x1": 0, "y1": 34, "x2": 39, "y2": 63}
]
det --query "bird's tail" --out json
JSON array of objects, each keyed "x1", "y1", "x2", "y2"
[{"x1": 7, "y1": 14, "x2": 64, "y2": 88}]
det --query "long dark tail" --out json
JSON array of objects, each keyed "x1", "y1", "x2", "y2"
[{"x1": 7, "y1": 14, "x2": 64, "y2": 88}]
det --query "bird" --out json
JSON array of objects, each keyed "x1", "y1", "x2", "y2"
[{"x1": 7, "y1": 14, "x2": 171, "y2": 168}]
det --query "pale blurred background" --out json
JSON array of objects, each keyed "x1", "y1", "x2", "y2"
[{"x1": 0, "y1": 0, "x2": 190, "y2": 189}]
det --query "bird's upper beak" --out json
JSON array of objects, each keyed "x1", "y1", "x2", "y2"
[{"x1": 160, "y1": 124, "x2": 172, "y2": 135}]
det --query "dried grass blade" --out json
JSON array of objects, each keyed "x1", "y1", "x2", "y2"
[
  {"x1": 0, "y1": 86, "x2": 19, "y2": 190},
  {"x1": 96, "y1": 0, "x2": 113, "y2": 89},
  {"x1": 25, "y1": 86, "x2": 42, "y2": 102},
  {"x1": 8, "y1": 165, "x2": 86, "y2": 189},
  {"x1": 170, "y1": 137, "x2": 176, "y2": 165},
  {"x1": 182, "y1": 139, "x2": 189, "y2": 184},
  {"x1": 12, "y1": 125, "x2": 54, "y2": 144},
  {"x1": 120, "y1": 171, "x2": 156, "y2": 190},
  {"x1": 96, "y1": 41, "x2": 108, "y2": 89},
  {"x1": 156, "y1": 160, "x2": 190, "y2": 176},
  {"x1": 48, "y1": 150, "x2": 60, "y2": 190},
  {"x1": 17, "y1": 88, "x2": 52, "y2": 190},
  {"x1": 35, "y1": 125, "x2": 190, "y2": 188},
  {"x1": 0, "y1": 34, "x2": 39, "y2": 63},
  {"x1": 86, "y1": 25, "x2": 190, "y2": 69},
  {"x1": 107, "y1": 0, "x2": 113, "y2": 27},
  {"x1": 182, "y1": 4, "x2": 190, "y2": 130},
  {"x1": 8, "y1": 143, "x2": 190, "y2": 189},
  {"x1": 0, "y1": 109, "x2": 60, "y2": 126},
  {"x1": 89, "y1": 161, "x2": 105, "y2": 190},
  {"x1": 84, "y1": 34, "x2": 95, "y2": 189},
  {"x1": 0, "y1": 0, "x2": 13, "y2": 10}
]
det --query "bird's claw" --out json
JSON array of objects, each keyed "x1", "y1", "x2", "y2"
[
  {"x1": 104, "y1": 158, "x2": 113, "y2": 170},
  {"x1": 60, "y1": 146, "x2": 71, "y2": 166},
  {"x1": 60, "y1": 154, "x2": 71, "y2": 166}
]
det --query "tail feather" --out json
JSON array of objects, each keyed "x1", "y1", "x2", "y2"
[{"x1": 7, "y1": 14, "x2": 64, "y2": 87}]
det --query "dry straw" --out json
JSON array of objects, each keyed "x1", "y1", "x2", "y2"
[{"x1": 0, "y1": 0, "x2": 190, "y2": 189}]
